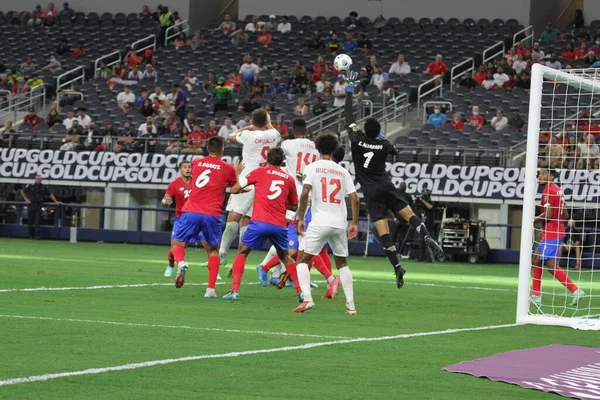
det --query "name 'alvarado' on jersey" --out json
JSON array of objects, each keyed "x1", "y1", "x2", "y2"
[{"x1": 357, "y1": 141, "x2": 384, "y2": 150}]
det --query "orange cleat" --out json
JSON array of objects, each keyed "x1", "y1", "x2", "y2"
[
  {"x1": 293, "y1": 301, "x2": 315, "y2": 313},
  {"x1": 322, "y1": 277, "x2": 340, "y2": 299}
]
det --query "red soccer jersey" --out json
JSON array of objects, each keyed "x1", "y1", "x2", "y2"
[
  {"x1": 243, "y1": 166, "x2": 298, "y2": 227},
  {"x1": 166, "y1": 177, "x2": 193, "y2": 218},
  {"x1": 182, "y1": 157, "x2": 237, "y2": 216},
  {"x1": 541, "y1": 183, "x2": 566, "y2": 241}
]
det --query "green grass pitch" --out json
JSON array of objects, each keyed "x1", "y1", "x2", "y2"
[{"x1": 0, "y1": 238, "x2": 598, "y2": 399}]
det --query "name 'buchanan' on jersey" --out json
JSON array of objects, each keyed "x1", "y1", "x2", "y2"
[{"x1": 347, "y1": 123, "x2": 398, "y2": 186}]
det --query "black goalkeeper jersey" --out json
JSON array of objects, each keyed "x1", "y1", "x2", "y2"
[{"x1": 345, "y1": 93, "x2": 398, "y2": 186}]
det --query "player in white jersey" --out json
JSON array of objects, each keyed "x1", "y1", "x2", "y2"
[
  {"x1": 218, "y1": 109, "x2": 280, "y2": 271},
  {"x1": 293, "y1": 133, "x2": 359, "y2": 314}
]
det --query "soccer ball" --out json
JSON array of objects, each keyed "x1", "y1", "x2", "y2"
[{"x1": 334, "y1": 54, "x2": 353, "y2": 73}]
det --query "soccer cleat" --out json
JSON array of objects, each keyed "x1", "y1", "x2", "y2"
[
  {"x1": 164, "y1": 266, "x2": 174, "y2": 277},
  {"x1": 531, "y1": 295, "x2": 542, "y2": 305},
  {"x1": 204, "y1": 288, "x2": 218, "y2": 298},
  {"x1": 394, "y1": 266, "x2": 406, "y2": 289},
  {"x1": 297, "y1": 293, "x2": 304, "y2": 303},
  {"x1": 323, "y1": 277, "x2": 340, "y2": 299},
  {"x1": 310, "y1": 282, "x2": 319, "y2": 289},
  {"x1": 424, "y1": 236, "x2": 445, "y2": 261},
  {"x1": 222, "y1": 291, "x2": 240, "y2": 301},
  {"x1": 175, "y1": 262, "x2": 188, "y2": 288},
  {"x1": 269, "y1": 276, "x2": 280, "y2": 286},
  {"x1": 258, "y1": 266, "x2": 269, "y2": 287},
  {"x1": 199, "y1": 261, "x2": 209, "y2": 268},
  {"x1": 346, "y1": 303, "x2": 357, "y2": 315},
  {"x1": 276, "y1": 272, "x2": 289, "y2": 290},
  {"x1": 293, "y1": 300, "x2": 315, "y2": 313},
  {"x1": 570, "y1": 289, "x2": 585, "y2": 306}
]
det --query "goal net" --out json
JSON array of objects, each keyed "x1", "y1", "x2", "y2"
[{"x1": 516, "y1": 64, "x2": 600, "y2": 330}]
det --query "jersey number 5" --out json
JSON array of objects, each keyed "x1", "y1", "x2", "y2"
[
  {"x1": 320, "y1": 177, "x2": 342, "y2": 204},
  {"x1": 195, "y1": 169, "x2": 212, "y2": 188},
  {"x1": 267, "y1": 180, "x2": 284, "y2": 200},
  {"x1": 363, "y1": 151, "x2": 374, "y2": 168}
]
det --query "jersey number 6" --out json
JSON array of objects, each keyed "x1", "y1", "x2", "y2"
[{"x1": 195, "y1": 169, "x2": 212, "y2": 188}]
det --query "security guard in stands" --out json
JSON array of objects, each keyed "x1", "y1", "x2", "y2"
[{"x1": 20, "y1": 175, "x2": 62, "y2": 239}]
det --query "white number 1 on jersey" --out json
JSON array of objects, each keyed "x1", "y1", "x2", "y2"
[
  {"x1": 267, "y1": 180, "x2": 284, "y2": 200},
  {"x1": 363, "y1": 151, "x2": 374, "y2": 168}
]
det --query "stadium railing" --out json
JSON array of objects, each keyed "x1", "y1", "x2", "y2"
[
  {"x1": 56, "y1": 67, "x2": 86, "y2": 112},
  {"x1": 449, "y1": 58, "x2": 475, "y2": 92},
  {"x1": 0, "y1": 85, "x2": 46, "y2": 125},
  {"x1": 164, "y1": 20, "x2": 189, "y2": 47},
  {"x1": 482, "y1": 40, "x2": 505, "y2": 66},
  {"x1": 94, "y1": 51, "x2": 123, "y2": 79},
  {"x1": 417, "y1": 75, "x2": 443, "y2": 117}
]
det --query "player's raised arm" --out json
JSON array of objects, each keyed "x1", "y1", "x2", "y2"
[{"x1": 344, "y1": 71, "x2": 360, "y2": 142}]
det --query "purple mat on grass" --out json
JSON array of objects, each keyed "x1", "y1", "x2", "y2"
[{"x1": 443, "y1": 345, "x2": 600, "y2": 399}]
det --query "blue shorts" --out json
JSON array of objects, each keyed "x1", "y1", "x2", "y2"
[
  {"x1": 536, "y1": 238, "x2": 564, "y2": 261},
  {"x1": 174, "y1": 216, "x2": 205, "y2": 243},
  {"x1": 242, "y1": 221, "x2": 288, "y2": 251},
  {"x1": 172, "y1": 212, "x2": 221, "y2": 246},
  {"x1": 288, "y1": 208, "x2": 312, "y2": 250}
]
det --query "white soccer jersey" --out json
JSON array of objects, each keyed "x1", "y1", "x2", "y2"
[
  {"x1": 303, "y1": 160, "x2": 356, "y2": 230},
  {"x1": 281, "y1": 138, "x2": 319, "y2": 191},
  {"x1": 236, "y1": 128, "x2": 280, "y2": 177}
]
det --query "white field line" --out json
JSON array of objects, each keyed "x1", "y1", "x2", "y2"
[
  {"x1": 0, "y1": 314, "x2": 351, "y2": 340},
  {"x1": 0, "y1": 280, "x2": 513, "y2": 293},
  {"x1": 0, "y1": 323, "x2": 517, "y2": 387}
]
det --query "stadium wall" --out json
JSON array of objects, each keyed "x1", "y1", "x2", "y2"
[
  {"x1": 238, "y1": 0, "x2": 531, "y2": 25},
  {"x1": 584, "y1": 1, "x2": 600, "y2": 22}
]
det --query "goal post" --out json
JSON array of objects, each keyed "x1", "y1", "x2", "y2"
[{"x1": 516, "y1": 64, "x2": 600, "y2": 330}]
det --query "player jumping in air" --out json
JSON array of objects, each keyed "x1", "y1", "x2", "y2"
[
  {"x1": 344, "y1": 71, "x2": 444, "y2": 288},
  {"x1": 294, "y1": 133, "x2": 360, "y2": 314},
  {"x1": 217, "y1": 109, "x2": 281, "y2": 274},
  {"x1": 222, "y1": 147, "x2": 298, "y2": 301},
  {"x1": 531, "y1": 168, "x2": 585, "y2": 306},
  {"x1": 170, "y1": 137, "x2": 241, "y2": 298}
]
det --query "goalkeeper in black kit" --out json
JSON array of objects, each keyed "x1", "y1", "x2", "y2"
[{"x1": 343, "y1": 71, "x2": 444, "y2": 288}]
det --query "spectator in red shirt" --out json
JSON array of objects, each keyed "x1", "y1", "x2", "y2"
[
  {"x1": 586, "y1": 119, "x2": 600, "y2": 137},
  {"x1": 450, "y1": 112, "x2": 464, "y2": 131},
  {"x1": 574, "y1": 42, "x2": 587, "y2": 60},
  {"x1": 125, "y1": 48, "x2": 142, "y2": 68},
  {"x1": 425, "y1": 54, "x2": 447, "y2": 85},
  {"x1": 467, "y1": 106, "x2": 485, "y2": 131},
  {"x1": 257, "y1": 26, "x2": 272, "y2": 47},
  {"x1": 206, "y1": 119, "x2": 218, "y2": 137},
  {"x1": 503, "y1": 73, "x2": 518, "y2": 92},
  {"x1": 513, "y1": 41, "x2": 529, "y2": 57},
  {"x1": 72, "y1": 41, "x2": 87, "y2": 59},
  {"x1": 312, "y1": 56, "x2": 329, "y2": 83},
  {"x1": 181, "y1": 124, "x2": 207, "y2": 154},
  {"x1": 274, "y1": 114, "x2": 289, "y2": 139},
  {"x1": 23, "y1": 108, "x2": 41, "y2": 129},
  {"x1": 474, "y1": 65, "x2": 487, "y2": 85},
  {"x1": 562, "y1": 43, "x2": 576, "y2": 62},
  {"x1": 226, "y1": 71, "x2": 242, "y2": 92},
  {"x1": 577, "y1": 108, "x2": 591, "y2": 130}
]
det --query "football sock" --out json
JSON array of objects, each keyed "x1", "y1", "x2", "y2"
[
  {"x1": 551, "y1": 267, "x2": 579, "y2": 293},
  {"x1": 319, "y1": 247, "x2": 332, "y2": 274},
  {"x1": 409, "y1": 215, "x2": 431, "y2": 238},
  {"x1": 239, "y1": 225, "x2": 248, "y2": 245},
  {"x1": 261, "y1": 254, "x2": 281, "y2": 272},
  {"x1": 260, "y1": 246, "x2": 278, "y2": 267},
  {"x1": 231, "y1": 254, "x2": 246, "y2": 292},
  {"x1": 219, "y1": 221, "x2": 239, "y2": 259},
  {"x1": 167, "y1": 250, "x2": 175, "y2": 267},
  {"x1": 380, "y1": 234, "x2": 401, "y2": 269},
  {"x1": 532, "y1": 266, "x2": 543, "y2": 296},
  {"x1": 310, "y1": 255, "x2": 333, "y2": 282},
  {"x1": 296, "y1": 263, "x2": 313, "y2": 302},
  {"x1": 207, "y1": 256, "x2": 221, "y2": 289},
  {"x1": 285, "y1": 263, "x2": 301, "y2": 294},
  {"x1": 338, "y1": 266, "x2": 354, "y2": 304},
  {"x1": 172, "y1": 245, "x2": 186, "y2": 263}
]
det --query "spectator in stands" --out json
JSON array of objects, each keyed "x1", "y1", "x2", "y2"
[
  {"x1": 245, "y1": 16, "x2": 262, "y2": 32},
  {"x1": 562, "y1": 43, "x2": 576, "y2": 63},
  {"x1": 76, "y1": 107, "x2": 93, "y2": 129},
  {"x1": 517, "y1": 71, "x2": 531, "y2": 92},
  {"x1": 206, "y1": 120, "x2": 218, "y2": 138},
  {"x1": 266, "y1": 77, "x2": 286, "y2": 95},
  {"x1": 140, "y1": 99, "x2": 154, "y2": 117},
  {"x1": 42, "y1": 2, "x2": 57, "y2": 19},
  {"x1": 94, "y1": 122, "x2": 117, "y2": 152},
  {"x1": 202, "y1": 71, "x2": 217, "y2": 92},
  {"x1": 374, "y1": 15, "x2": 387, "y2": 33},
  {"x1": 265, "y1": 15, "x2": 277, "y2": 32},
  {"x1": 326, "y1": 33, "x2": 343, "y2": 53},
  {"x1": 450, "y1": 113, "x2": 464, "y2": 131},
  {"x1": 117, "y1": 86, "x2": 135, "y2": 110},
  {"x1": 239, "y1": 55, "x2": 260, "y2": 85},
  {"x1": 309, "y1": 36, "x2": 324, "y2": 51},
  {"x1": 505, "y1": 48, "x2": 518, "y2": 65},
  {"x1": 217, "y1": 118, "x2": 235, "y2": 139},
  {"x1": 573, "y1": 9, "x2": 584, "y2": 29},
  {"x1": 2, "y1": 121, "x2": 15, "y2": 142},
  {"x1": 218, "y1": 14, "x2": 236, "y2": 32},
  {"x1": 257, "y1": 26, "x2": 273, "y2": 47},
  {"x1": 9, "y1": 12, "x2": 22, "y2": 30},
  {"x1": 503, "y1": 73, "x2": 518, "y2": 92},
  {"x1": 190, "y1": 31, "x2": 204, "y2": 49},
  {"x1": 312, "y1": 56, "x2": 329, "y2": 83},
  {"x1": 512, "y1": 53, "x2": 527, "y2": 74},
  {"x1": 389, "y1": 54, "x2": 410, "y2": 77},
  {"x1": 333, "y1": 75, "x2": 347, "y2": 107},
  {"x1": 459, "y1": 71, "x2": 477, "y2": 91},
  {"x1": 142, "y1": 50, "x2": 157, "y2": 67},
  {"x1": 213, "y1": 76, "x2": 232, "y2": 113},
  {"x1": 364, "y1": 55, "x2": 378, "y2": 77},
  {"x1": 182, "y1": 124, "x2": 207, "y2": 154},
  {"x1": 124, "y1": 48, "x2": 142, "y2": 68},
  {"x1": 482, "y1": 71, "x2": 497, "y2": 90},
  {"x1": 294, "y1": 97, "x2": 309, "y2": 116},
  {"x1": 183, "y1": 112, "x2": 196, "y2": 132},
  {"x1": 346, "y1": 11, "x2": 364, "y2": 30},
  {"x1": 370, "y1": 65, "x2": 388, "y2": 90},
  {"x1": 55, "y1": 38, "x2": 70, "y2": 56},
  {"x1": 474, "y1": 65, "x2": 487, "y2": 86},
  {"x1": 356, "y1": 32, "x2": 372, "y2": 53},
  {"x1": 60, "y1": 2, "x2": 75, "y2": 20},
  {"x1": 23, "y1": 108, "x2": 41, "y2": 129},
  {"x1": 236, "y1": 113, "x2": 251, "y2": 129},
  {"x1": 545, "y1": 54, "x2": 562, "y2": 70},
  {"x1": 132, "y1": 88, "x2": 147, "y2": 107},
  {"x1": 491, "y1": 109, "x2": 508, "y2": 131},
  {"x1": 508, "y1": 108, "x2": 526, "y2": 131},
  {"x1": 230, "y1": 27, "x2": 248, "y2": 46},
  {"x1": 173, "y1": 32, "x2": 188, "y2": 49},
  {"x1": 171, "y1": 84, "x2": 187, "y2": 120},
  {"x1": 590, "y1": 36, "x2": 600, "y2": 57},
  {"x1": 98, "y1": 62, "x2": 112, "y2": 79},
  {"x1": 45, "y1": 107, "x2": 62, "y2": 130},
  {"x1": 20, "y1": 56, "x2": 36, "y2": 75},
  {"x1": 127, "y1": 66, "x2": 143, "y2": 82},
  {"x1": 577, "y1": 134, "x2": 600, "y2": 169},
  {"x1": 315, "y1": 74, "x2": 330, "y2": 94},
  {"x1": 531, "y1": 42, "x2": 545, "y2": 60},
  {"x1": 278, "y1": 16, "x2": 291, "y2": 34},
  {"x1": 586, "y1": 119, "x2": 600, "y2": 137},
  {"x1": 62, "y1": 110, "x2": 75, "y2": 130},
  {"x1": 342, "y1": 32, "x2": 358, "y2": 53},
  {"x1": 493, "y1": 66, "x2": 509, "y2": 87},
  {"x1": 141, "y1": 64, "x2": 158, "y2": 83},
  {"x1": 467, "y1": 106, "x2": 484, "y2": 131},
  {"x1": 539, "y1": 23, "x2": 560, "y2": 44},
  {"x1": 157, "y1": 6, "x2": 174, "y2": 47},
  {"x1": 313, "y1": 95, "x2": 327, "y2": 116},
  {"x1": 139, "y1": 5, "x2": 152, "y2": 20},
  {"x1": 26, "y1": 73, "x2": 43, "y2": 91},
  {"x1": 273, "y1": 115, "x2": 289, "y2": 139},
  {"x1": 256, "y1": 57, "x2": 268, "y2": 71},
  {"x1": 41, "y1": 54, "x2": 62, "y2": 73},
  {"x1": 427, "y1": 105, "x2": 446, "y2": 129},
  {"x1": 114, "y1": 121, "x2": 134, "y2": 152},
  {"x1": 240, "y1": 94, "x2": 261, "y2": 113},
  {"x1": 381, "y1": 81, "x2": 394, "y2": 101},
  {"x1": 11, "y1": 76, "x2": 27, "y2": 95},
  {"x1": 424, "y1": 55, "x2": 447, "y2": 84},
  {"x1": 72, "y1": 41, "x2": 86, "y2": 59},
  {"x1": 153, "y1": 97, "x2": 171, "y2": 119},
  {"x1": 182, "y1": 70, "x2": 200, "y2": 92},
  {"x1": 61, "y1": 119, "x2": 82, "y2": 151},
  {"x1": 138, "y1": 116, "x2": 158, "y2": 137}
]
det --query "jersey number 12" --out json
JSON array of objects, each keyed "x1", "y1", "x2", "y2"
[{"x1": 320, "y1": 177, "x2": 341, "y2": 204}]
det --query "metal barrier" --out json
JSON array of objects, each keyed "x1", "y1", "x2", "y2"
[
  {"x1": 94, "y1": 51, "x2": 122, "y2": 78},
  {"x1": 56, "y1": 66, "x2": 85, "y2": 112},
  {"x1": 306, "y1": 99, "x2": 370, "y2": 135},
  {"x1": 0, "y1": 85, "x2": 46, "y2": 125},
  {"x1": 422, "y1": 101, "x2": 453, "y2": 124},
  {"x1": 164, "y1": 20, "x2": 189, "y2": 47},
  {"x1": 132, "y1": 34, "x2": 157, "y2": 55},
  {"x1": 417, "y1": 75, "x2": 443, "y2": 117},
  {"x1": 482, "y1": 41, "x2": 505, "y2": 65},
  {"x1": 512, "y1": 25, "x2": 534, "y2": 48},
  {"x1": 449, "y1": 58, "x2": 474, "y2": 91}
]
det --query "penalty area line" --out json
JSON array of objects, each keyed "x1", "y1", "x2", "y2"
[{"x1": 0, "y1": 323, "x2": 517, "y2": 387}]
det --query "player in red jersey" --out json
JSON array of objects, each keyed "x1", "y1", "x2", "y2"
[
  {"x1": 531, "y1": 168, "x2": 585, "y2": 306},
  {"x1": 222, "y1": 147, "x2": 299, "y2": 301},
  {"x1": 171, "y1": 137, "x2": 241, "y2": 298}
]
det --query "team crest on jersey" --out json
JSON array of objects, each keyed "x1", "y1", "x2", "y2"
[{"x1": 289, "y1": 240, "x2": 294, "y2": 245}]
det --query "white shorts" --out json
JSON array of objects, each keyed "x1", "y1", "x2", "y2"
[
  {"x1": 299, "y1": 225, "x2": 348, "y2": 257},
  {"x1": 226, "y1": 187, "x2": 254, "y2": 217}
]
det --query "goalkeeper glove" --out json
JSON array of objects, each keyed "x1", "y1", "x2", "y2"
[{"x1": 344, "y1": 71, "x2": 360, "y2": 93}]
